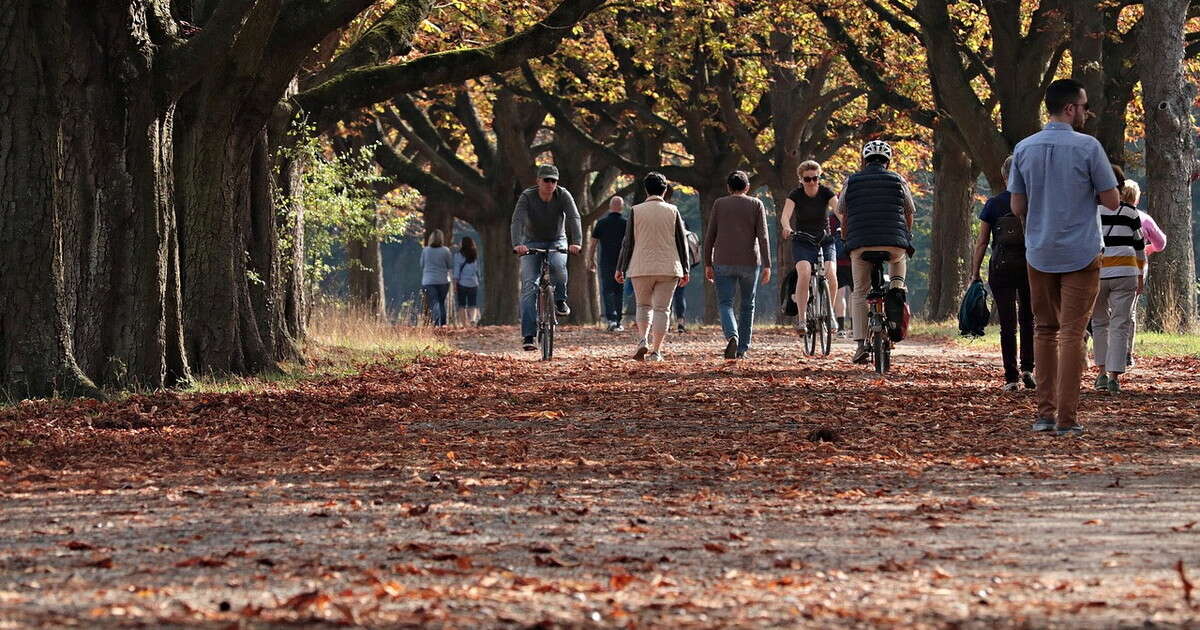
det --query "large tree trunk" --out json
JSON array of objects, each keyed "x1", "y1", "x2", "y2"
[
  {"x1": 769, "y1": 186, "x2": 792, "y2": 325},
  {"x1": 0, "y1": 1, "x2": 188, "y2": 397},
  {"x1": 1140, "y1": 0, "x2": 1197, "y2": 332},
  {"x1": 924, "y1": 125, "x2": 977, "y2": 321},
  {"x1": 477, "y1": 217, "x2": 521, "y2": 325}
]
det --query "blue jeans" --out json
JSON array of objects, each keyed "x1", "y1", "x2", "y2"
[
  {"x1": 520, "y1": 241, "x2": 568, "y2": 337},
  {"x1": 714, "y1": 265, "x2": 760, "y2": 352},
  {"x1": 422, "y1": 283, "x2": 450, "y2": 326},
  {"x1": 623, "y1": 278, "x2": 635, "y2": 320},
  {"x1": 599, "y1": 265, "x2": 623, "y2": 324},
  {"x1": 673, "y1": 283, "x2": 686, "y2": 319}
]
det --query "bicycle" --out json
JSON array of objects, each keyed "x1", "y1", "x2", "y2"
[
  {"x1": 521, "y1": 247, "x2": 569, "y2": 361},
  {"x1": 792, "y1": 233, "x2": 833, "y2": 356},
  {"x1": 860, "y1": 250, "x2": 894, "y2": 374}
]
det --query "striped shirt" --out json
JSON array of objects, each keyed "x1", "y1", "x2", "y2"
[{"x1": 1098, "y1": 203, "x2": 1145, "y2": 279}]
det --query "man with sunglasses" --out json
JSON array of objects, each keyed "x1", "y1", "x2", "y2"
[
  {"x1": 1009, "y1": 78, "x2": 1119, "y2": 437},
  {"x1": 512, "y1": 164, "x2": 583, "y2": 351}
]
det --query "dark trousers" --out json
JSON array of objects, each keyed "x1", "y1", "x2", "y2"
[
  {"x1": 422, "y1": 283, "x2": 450, "y2": 326},
  {"x1": 991, "y1": 281, "x2": 1034, "y2": 383},
  {"x1": 599, "y1": 266, "x2": 623, "y2": 324},
  {"x1": 673, "y1": 284, "x2": 686, "y2": 320}
]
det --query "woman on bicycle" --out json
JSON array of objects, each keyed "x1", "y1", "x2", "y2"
[
  {"x1": 780, "y1": 160, "x2": 838, "y2": 335},
  {"x1": 615, "y1": 172, "x2": 691, "y2": 361},
  {"x1": 837, "y1": 141, "x2": 915, "y2": 365}
]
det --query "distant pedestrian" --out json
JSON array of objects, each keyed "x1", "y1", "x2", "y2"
[
  {"x1": 588, "y1": 196, "x2": 628, "y2": 331},
  {"x1": 1092, "y1": 166, "x2": 1145, "y2": 393},
  {"x1": 616, "y1": 173, "x2": 690, "y2": 361},
  {"x1": 1124, "y1": 180, "x2": 1166, "y2": 367},
  {"x1": 453, "y1": 237, "x2": 481, "y2": 327},
  {"x1": 665, "y1": 185, "x2": 699, "y2": 333},
  {"x1": 421, "y1": 229, "x2": 454, "y2": 326},
  {"x1": 1009, "y1": 78, "x2": 1120, "y2": 436},
  {"x1": 971, "y1": 156, "x2": 1035, "y2": 392},
  {"x1": 703, "y1": 170, "x2": 771, "y2": 359},
  {"x1": 831, "y1": 213, "x2": 852, "y2": 337}
]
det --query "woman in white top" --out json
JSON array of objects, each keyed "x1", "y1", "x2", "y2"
[{"x1": 1091, "y1": 167, "x2": 1145, "y2": 393}]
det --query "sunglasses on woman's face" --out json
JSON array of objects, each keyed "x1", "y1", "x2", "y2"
[{"x1": 802, "y1": 175, "x2": 821, "y2": 183}]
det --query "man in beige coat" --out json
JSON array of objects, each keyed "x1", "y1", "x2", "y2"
[{"x1": 616, "y1": 172, "x2": 691, "y2": 361}]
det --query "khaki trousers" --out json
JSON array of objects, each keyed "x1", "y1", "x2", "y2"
[
  {"x1": 1028, "y1": 258, "x2": 1101, "y2": 429},
  {"x1": 631, "y1": 275, "x2": 678, "y2": 352},
  {"x1": 850, "y1": 247, "x2": 907, "y2": 341}
]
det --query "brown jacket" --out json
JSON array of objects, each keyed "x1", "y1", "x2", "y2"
[
  {"x1": 616, "y1": 197, "x2": 690, "y2": 277},
  {"x1": 703, "y1": 194, "x2": 770, "y2": 267}
]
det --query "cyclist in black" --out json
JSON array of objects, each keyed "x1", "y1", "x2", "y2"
[
  {"x1": 511, "y1": 165, "x2": 582, "y2": 351},
  {"x1": 779, "y1": 160, "x2": 839, "y2": 335},
  {"x1": 836, "y1": 141, "x2": 915, "y2": 364}
]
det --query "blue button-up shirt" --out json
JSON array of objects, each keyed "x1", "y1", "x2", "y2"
[{"x1": 1008, "y1": 122, "x2": 1119, "y2": 273}]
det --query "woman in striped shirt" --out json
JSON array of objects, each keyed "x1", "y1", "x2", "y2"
[{"x1": 1091, "y1": 166, "x2": 1145, "y2": 394}]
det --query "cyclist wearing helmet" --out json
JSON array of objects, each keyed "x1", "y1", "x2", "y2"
[{"x1": 836, "y1": 140, "x2": 915, "y2": 364}]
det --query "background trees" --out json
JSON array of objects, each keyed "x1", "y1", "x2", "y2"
[{"x1": 3, "y1": 0, "x2": 1198, "y2": 400}]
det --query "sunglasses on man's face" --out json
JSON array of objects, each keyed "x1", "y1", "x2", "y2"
[
  {"x1": 802, "y1": 175, "x2": 821, "y2": 183},
  {"x1": 542, "y1": 178, "x2": 558, "y2": 184}
]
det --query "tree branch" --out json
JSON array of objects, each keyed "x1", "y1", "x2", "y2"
[
  {"x1": 303, "y1": 0, "x2": 432, "y2": 90},
  {"x1": 294, "y1": 0, "x2": 606, "y2": 130}
]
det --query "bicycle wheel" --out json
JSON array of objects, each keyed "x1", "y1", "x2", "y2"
[
  {"x1": 873, "y1": 332, "x2": 890, "y2": 374},
  {"x1": 539, "y1": 286, "x2": 554, "y2": 360},
  {"x1": 818, "y1": 280, "x2": 833, "y2": 356},
  {"x1": 803, "y1": 293, "x2": 816, "y2": 356}
]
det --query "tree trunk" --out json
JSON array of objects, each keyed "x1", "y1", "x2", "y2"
[
  {"x1": 272, "y1": 125, "x2": 307, "y2": 345},
  {"x1": 698, "y1": 183, "x2": 728, "y2": 324},
  {"x1": 924, "y1": 125, "x2": 976, "y2": 321},
  {"x1": 477, "y1": 217, "x2": 520, "y2": 325},
  {"x1": 347, "y1": 237, "x2": 386, "y2": 318},
  {"x1": 1140, "y1": 0, "x2": 1197, "y2": 332},
  {"x1": 0, "y1": 2, "x2": 188, "y2": 397},
  {"x1": 769, "y1": 187, "x2": 792, "y2": 325}
]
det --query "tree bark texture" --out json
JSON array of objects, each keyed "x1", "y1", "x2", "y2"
[
  {"x1": 1139, "y1": 0, "x2": 1197, "y2": 332},
  {"x1": 1, "y1": 1, "x2": 187, "y2": 397},
  {"x1": 924, "y1": 125, "x2": 977, "y2": 321}
]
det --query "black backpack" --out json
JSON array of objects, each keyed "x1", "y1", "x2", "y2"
[{"x1": 989, "y1": 214, "x2": 1026, "y2": 276}]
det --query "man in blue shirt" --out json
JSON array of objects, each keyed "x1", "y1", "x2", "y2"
[
  {"x1": 587, "y1": 196, "x2": 628, "y2": 331},
  {"x1": 1009, "y1": 78, "x2": 1120, "y2": 437}
]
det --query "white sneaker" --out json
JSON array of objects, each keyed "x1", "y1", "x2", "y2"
[{"x1": 1001, "y1": 381, "x2": 1020, "y2": 392}]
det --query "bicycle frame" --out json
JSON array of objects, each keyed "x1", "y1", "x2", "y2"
[
  {"x1": 864, "y1": 254, "x2": 892, "y2": 374},
  {"x1": 523, "y1": 248, "x2": 569, "y2": 361}
]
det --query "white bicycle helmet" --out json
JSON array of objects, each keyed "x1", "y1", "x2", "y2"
[{"x1": 862, "y1": 140, "x2": 893, "y2": 161}]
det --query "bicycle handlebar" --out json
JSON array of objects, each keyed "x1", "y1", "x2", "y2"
[{"x1": 519, "y1": 247, "x2": 571, "y2": 255}]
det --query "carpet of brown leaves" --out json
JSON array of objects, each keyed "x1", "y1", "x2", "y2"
[{"x1": 1, "y1": 325, "x2": 1198, "y2": 628}]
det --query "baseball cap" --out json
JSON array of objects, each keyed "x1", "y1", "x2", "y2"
[{"x1": 537, "y1": 164, "x2": 559, "y2": 180}]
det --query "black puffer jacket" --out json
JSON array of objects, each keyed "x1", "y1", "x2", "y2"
[{"x1": 843, "y1": 163, "x2": 913, "y2": 255}]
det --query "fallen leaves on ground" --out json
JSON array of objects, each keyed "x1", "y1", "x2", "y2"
[{"x1": 1, "y1": 325, "x2": 1199, "y2": 628}]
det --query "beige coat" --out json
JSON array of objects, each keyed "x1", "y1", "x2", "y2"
[{"x1": 618, "y1": 197, "x2": 690, "y2": 278}]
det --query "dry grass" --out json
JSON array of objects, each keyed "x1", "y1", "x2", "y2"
[
  {"x1": 910, "y1": 318, "x2": 1200, "y2": 358},
  {"x1": 190, "y1": 305, "x2": 448, "y2": 394}
]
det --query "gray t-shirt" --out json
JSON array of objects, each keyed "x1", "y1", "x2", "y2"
[
  {"x1": 420, "y1": 246, "x2": 453, "y2": 286},
  {"x1": 1009, "y1": 122, "x2": 1119, "y2": 273},
  {"x1": 510, "y1": 187, "x2": 583, "y2": 248}
]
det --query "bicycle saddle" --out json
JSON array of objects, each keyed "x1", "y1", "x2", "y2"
[{"x1": 860, "y1": 251, "x2": 892, "y2": 264}]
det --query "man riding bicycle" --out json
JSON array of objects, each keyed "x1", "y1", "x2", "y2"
[
  {"x1": 512, "y1": 165, "x2": 582, "y2": 351},
  {"x1": 837, "y1": 141, "x2": 915, "y2": 365}
]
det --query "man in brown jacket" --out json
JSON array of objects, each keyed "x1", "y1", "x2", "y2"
[
  {"x1": 616, "y1": 173, "x2": 691, "y2": 361},
  {"x1": 703, "y1": 170, "x2": 771, "y2": 359}
]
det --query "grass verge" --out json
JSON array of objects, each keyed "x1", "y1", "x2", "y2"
[
  {"x1": 189, "y1": 306, "x2": 449, "y2": 394},
  {"x1": 909, "y1": 319, "x2": 1200, "y2": 358}
]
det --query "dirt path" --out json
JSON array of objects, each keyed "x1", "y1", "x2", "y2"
[{"x1": 1, "y1": 325, "x2": 1198, "y2": 628}]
